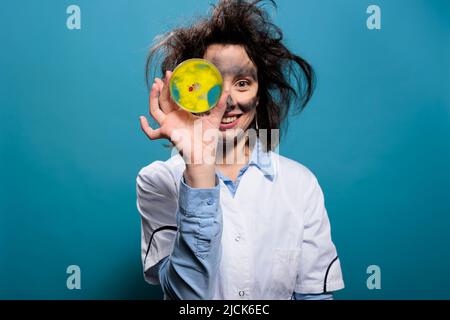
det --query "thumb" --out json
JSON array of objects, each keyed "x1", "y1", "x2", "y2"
[{"x1": 209, "y1": 90, "x2": 229, "y2": 123}]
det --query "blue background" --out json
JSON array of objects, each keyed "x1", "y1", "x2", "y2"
[{"x1": 1, "y1": 0, "x2": 449, "y2": 299}]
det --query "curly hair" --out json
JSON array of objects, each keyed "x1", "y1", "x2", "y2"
[{"x1": 145, "y1": 0, "x2": 316, "y2": 151}]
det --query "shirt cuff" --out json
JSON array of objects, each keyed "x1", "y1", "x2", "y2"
[
  {"x1": 292, "y1": 292, "x2": 334, "y2": 300},
  {"x1": 179, "y1": 174, "x2": 220, "y2": 216}
]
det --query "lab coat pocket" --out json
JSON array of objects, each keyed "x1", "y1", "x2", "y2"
[{"x1": 271, "y1": 249, "x2": 301, "y2": 299}]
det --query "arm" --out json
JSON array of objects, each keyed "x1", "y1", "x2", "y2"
[
  {"x1": 137, "y1": 166, "x2": 222, "y2": 300},
  {"x1": 158, "y1": 174, "x2": 222, "y2": 300},
  {"x1": 295, "y1": 172, "x2": 345, "y2": 295},
  {"x1": 138, "y1": 70, "x2": 229, "y2": 299}
]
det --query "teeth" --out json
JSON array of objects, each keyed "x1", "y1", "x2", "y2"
[{"x1": 221, "y1": 116, "x2": 238, "y2": 124}]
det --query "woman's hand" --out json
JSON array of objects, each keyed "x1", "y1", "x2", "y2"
[{"x1": 140, "y1": 71, "x2": 228, "y2": 188}]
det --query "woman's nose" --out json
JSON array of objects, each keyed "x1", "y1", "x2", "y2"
[{"x1": 225, "y1": 94, "x2": 235, "y2": 113}]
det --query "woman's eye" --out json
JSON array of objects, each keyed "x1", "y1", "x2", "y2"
[{"x1": 236, "y1": 80, "x2": 250, "y2": 88}]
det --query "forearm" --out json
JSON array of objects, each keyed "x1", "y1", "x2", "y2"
[{"x1": 159, "y1": 171, "x2": 222, "y2": 300}]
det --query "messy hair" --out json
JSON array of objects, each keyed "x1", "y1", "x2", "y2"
[{"x1": 145, "y1": 0, "x2": 316, "y2": 151}]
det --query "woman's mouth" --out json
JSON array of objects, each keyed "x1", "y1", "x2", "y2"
[{"x1": 220, "y1": 114, "x2": 242, "y2": 130}]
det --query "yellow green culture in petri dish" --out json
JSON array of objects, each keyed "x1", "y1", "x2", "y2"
[{"x1": 169, "y1": 58, "x2": 223, "y2": 113}]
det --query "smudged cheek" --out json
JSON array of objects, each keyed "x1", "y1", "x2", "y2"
[
  {"x1": 230, "y1": 97, "x2": 256, "y2": 128},
  {"x1": 236, "y1": 96, "x2": 258, "y2": 113},
  {"x1": 236, "y1": 110, "x2": 256, "y2": 131}
]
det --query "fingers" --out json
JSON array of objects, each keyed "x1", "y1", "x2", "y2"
[
  {"x1": 159, "y1": 71, "x2": 178, "y2": 112},
  {"x1": 154, "y1": 78, "x2": 164, "y2": 92},
  {"x1": 139, "y1": 116, "x2": 162, "y2": 140},
  {"x1": 163, "y1": 70, "x2": 172, "y2": 88},
  {"x1": 149, "y1": 83, "x2": 166, "y2": 124},
  {"x1": 209, "y1": 89, "x2": 229, "y2": 122},
  {"x1": 154, "y1": 78, "x2": 170, "y2": 114}
]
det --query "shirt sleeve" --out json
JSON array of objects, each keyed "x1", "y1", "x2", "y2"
[
  {"x1": 137, "y1": 162, "x2": 222, "y2": 299},
  {"x1": 292, "y1": 292, "x2": 334, "y2": 300},
  {"x1": 295, "y1": 173, "x2": 345, "y2": 294}
]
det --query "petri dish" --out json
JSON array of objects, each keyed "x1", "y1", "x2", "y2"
[{"x1": 169, "y1": 58, "x2": 223, "y2": 113}]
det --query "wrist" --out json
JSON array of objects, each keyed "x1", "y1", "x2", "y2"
[{"x1": 184, "y1": 164, "x2": 217, "y2": 188}]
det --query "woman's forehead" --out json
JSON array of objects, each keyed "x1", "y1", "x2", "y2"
[
  {"x1": 203, "y1": 45, "x2": 257, "y2": 79},
  {"x1": 216, "y1": 61, "x2": 257, "y2": 80}
]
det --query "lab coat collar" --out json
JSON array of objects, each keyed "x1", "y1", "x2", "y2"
[{"x1": 248, "y1": 138, "x2": 275, "y2": 181}]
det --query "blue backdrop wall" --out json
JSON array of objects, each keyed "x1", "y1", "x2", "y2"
[{"x1": 1, "y1": 0, "x2": 449, "y2": 299}]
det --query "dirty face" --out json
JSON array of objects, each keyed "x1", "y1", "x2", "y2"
[{"x1": 203, "y1": 44, "x2": 259, "y2": 142}]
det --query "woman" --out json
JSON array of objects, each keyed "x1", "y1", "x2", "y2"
[{"x1": 137, "y1": 0, "x2": 344, "y2": 300}]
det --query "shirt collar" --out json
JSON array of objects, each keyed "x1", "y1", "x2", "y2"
[{"x1": 248, "y1": 138, "x2": 275, "y2": 181}]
